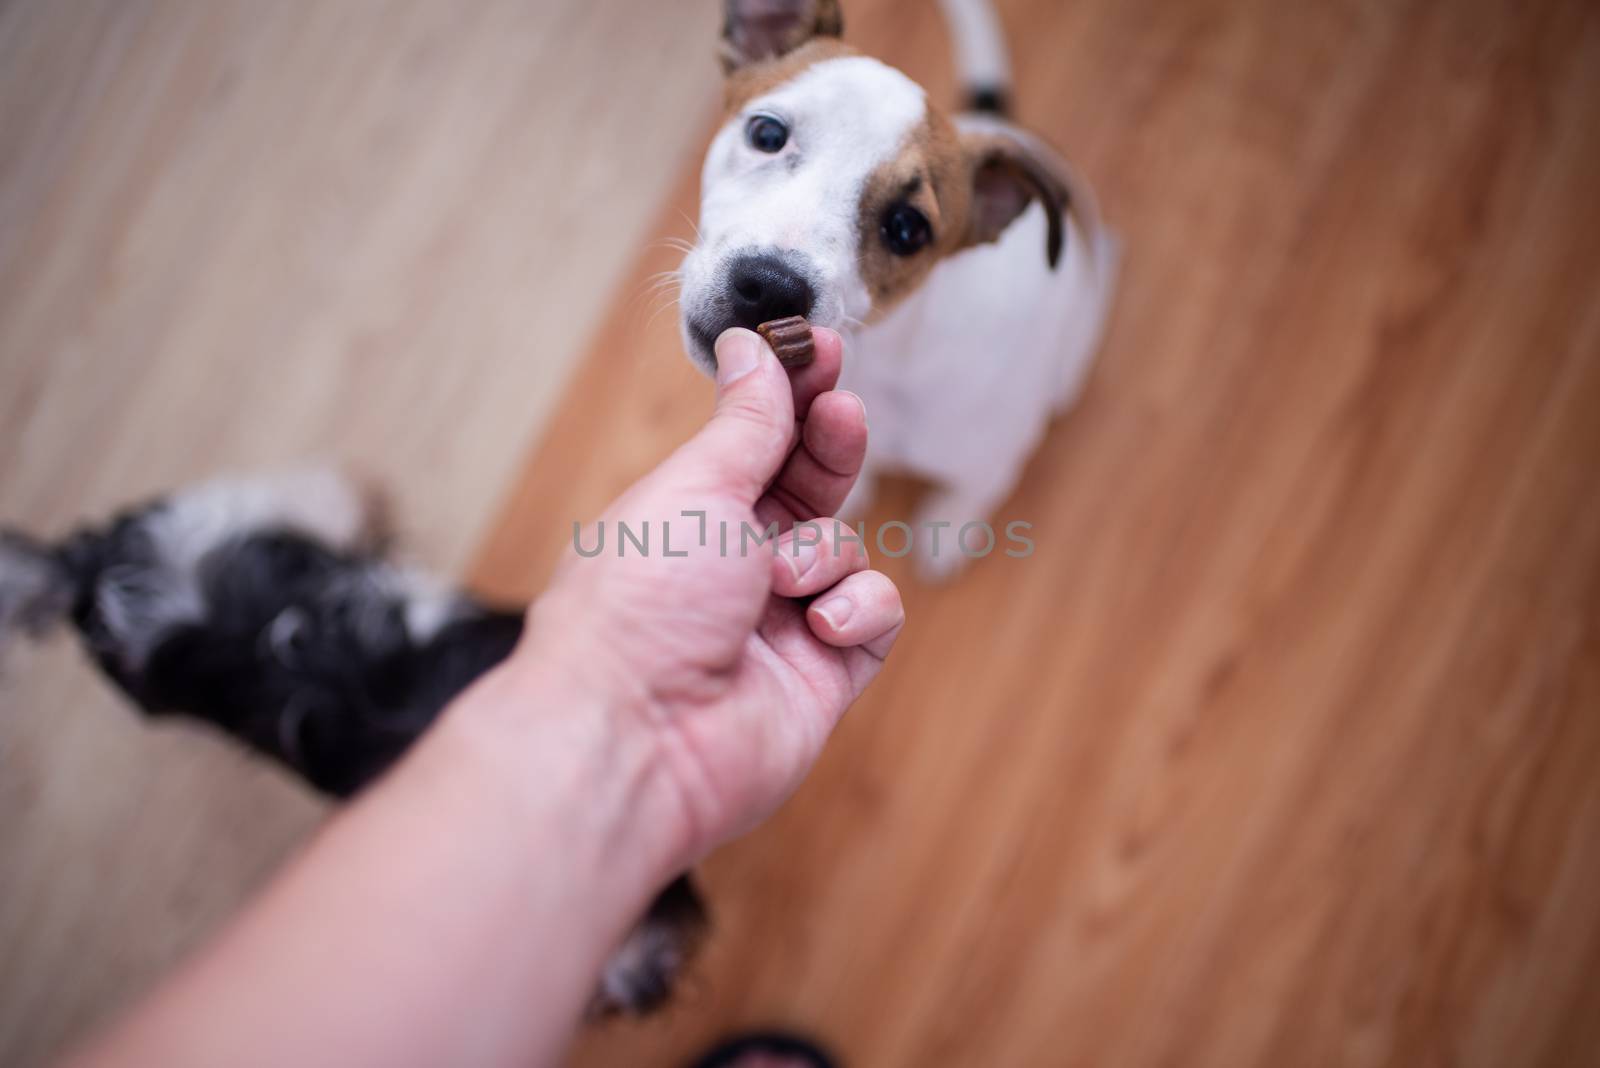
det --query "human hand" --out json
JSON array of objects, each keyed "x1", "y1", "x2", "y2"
[{"x1": 518, "y1": 327, "x2": 904, "y2": 867}]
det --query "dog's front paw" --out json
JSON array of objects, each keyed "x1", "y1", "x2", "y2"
[
  {"x1": 591, "y1": 876, "x2": 709, "y2": 1016},
  {"x1": 911, "y1": 490, "x2": 991, "y2": 584},
  {"x1": 914, "y1": 537, "x2": 971, "y2": 583}
]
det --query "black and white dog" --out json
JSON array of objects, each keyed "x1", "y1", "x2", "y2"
[{"x1": 0, "y1": 469, "x2": 705, "y2": 1014}]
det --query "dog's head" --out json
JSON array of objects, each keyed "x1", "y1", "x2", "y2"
[{"x1": 679, "y1": 0, "x2": 1068, "y2": 369}]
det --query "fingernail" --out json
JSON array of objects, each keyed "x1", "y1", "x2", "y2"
[
  {"x1": 715, "y1": 330, "x2": 761, "y2": 386},
  {"x1": 813, "y1": 594, "x2": 854, "y2": 630},
  {"x1": 785, "y1": 538, "x2": 819, "y2": 580}
]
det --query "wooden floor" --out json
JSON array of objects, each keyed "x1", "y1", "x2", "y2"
[
  {"x1": 5, "y1": 0, "x2": 1599, "y2": 1066},
  {"x1": 473, "y1": 0, "x2": 1600, "y2": 1065},
  {"x1": 0, "y1": 2, "x2": 716, "y2": 1064}
]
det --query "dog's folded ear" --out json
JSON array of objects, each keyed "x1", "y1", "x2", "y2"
[
  {"x1": 960, "y1": 127, "x2": 1071, "y2": 269},
  {"x1": 721, "y1": 0, "x2": 844, "y2": 71}
]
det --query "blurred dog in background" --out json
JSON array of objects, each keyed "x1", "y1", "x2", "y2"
[{"x1": 0, "y1": 469, "x2": 707, "y2": 1015}]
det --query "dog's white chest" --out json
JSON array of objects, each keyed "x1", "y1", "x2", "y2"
[{"x1": 841, "y1": 203, "x2": 1107, "y2": 488}]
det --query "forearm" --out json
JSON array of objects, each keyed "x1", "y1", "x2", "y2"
[{"x1": 71, "y1": 660, "x2": 682, "y2": 1068}]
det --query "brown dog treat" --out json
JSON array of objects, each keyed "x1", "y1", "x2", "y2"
[{"x1": 756, "y1": 316, "x2": 815, "y2": 369}]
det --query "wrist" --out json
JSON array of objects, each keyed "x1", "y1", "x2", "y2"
[{"x1": 423, "y1": 652, "x2": 692, "y2": 900}]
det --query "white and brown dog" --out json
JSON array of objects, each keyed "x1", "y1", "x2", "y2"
[{"x1": 681, "y1": 0, "x2": 1119, "y2": 578}]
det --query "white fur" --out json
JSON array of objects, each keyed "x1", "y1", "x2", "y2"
[
  {"x1": 595, "y1": 913, "x2": 690, "y2": 1013},
  {"x1": 680, "y1": 56, "x2": 928, "y2": 366},
  {"x1": 841, "y1": 200, "x2": 1119, "y2": 578},
  {"x1": 97, "y1": 469, "x2": 371, "y2": 667},
  {"x1": 840, "y1": 116, "x2": 1119, "y2": 581},
  {"x1": 0, "y1": 537, "x2": 69, "y2": 646},
  {"x1": 377, "y1": 566, "x2": 465, "y2": 643}
]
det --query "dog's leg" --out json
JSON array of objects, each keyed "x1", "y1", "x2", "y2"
[
  {"x1": 592, "y1": 875, "x2": 710, "y2": 1016},
  {"x1": 911, "y1": 474, "x2": 1020, "y2": 583}
]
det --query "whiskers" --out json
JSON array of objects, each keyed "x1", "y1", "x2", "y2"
[
  {"x1": 627, "y1": 261, "x2": 687, "y2": 332},
  {"x1": 651, "y1": 235, "x2": 697, "y2": 257},
  {"x1": 675, "y1": 210, "x2": 706, "y2": 246}
]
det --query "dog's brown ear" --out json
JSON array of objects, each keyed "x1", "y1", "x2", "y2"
[
  {"x1": 959, "y1": 128, "x2": 1070, "y2": 269},
  {"x1": 721, "y1": 0, "x2": 844, "y2": 71}
]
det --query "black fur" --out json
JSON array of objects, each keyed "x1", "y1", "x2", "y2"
[
  {"x1": 967, "y1": 85, "x2": 1012, "y2": 116},
  {"x1": 137, "y1": 531, "x2": 521, "y2": 796},
  {"x1": 49, "y1": 510, "x2": 521, "y2": 796}
]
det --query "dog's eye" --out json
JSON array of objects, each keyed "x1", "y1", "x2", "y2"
[
  {"x1": 881, "y1": 202, "x2": 932, "y2": 256},
  {"x1": 746, "y1": 115, "x2": 789, "y2": 153}
]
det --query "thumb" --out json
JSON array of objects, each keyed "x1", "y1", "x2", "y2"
[{"x1": 668, "y1": 328, "x2": 796, "y2": 504}]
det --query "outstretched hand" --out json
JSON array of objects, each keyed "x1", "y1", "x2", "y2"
[{"x1": 69, "y1": 327, "x2": 904, "y2": 1068}]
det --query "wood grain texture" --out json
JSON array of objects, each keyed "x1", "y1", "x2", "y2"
[
  {"x1": 470, "y1": 0, "x2": 1600, "y2": 1064},
  {"x1": 0, "y1": 2, "x2": 719, "y2": 1064}
]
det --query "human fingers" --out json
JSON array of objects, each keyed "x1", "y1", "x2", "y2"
[
  {"x1": 769, "y1": 518, "x2": 870, "y2": 598},
  {"x1": 805, "y1": 569, "x2": 904, "y2": 660},
  {"x1": 753, "y1": 390, "x2": 867, "y2": 528},
  {"x1": 784, "y1": 326, "x2": 843, "y2": 420},
  {"x1": 666, "y1": 329, "x2": 796, "y2": 505}
]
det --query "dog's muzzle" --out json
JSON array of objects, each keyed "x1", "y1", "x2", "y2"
[{"x1": 685, "y1": 250, "x2": 817, "y2": 367}]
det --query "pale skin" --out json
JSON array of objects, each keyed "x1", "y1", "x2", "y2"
[{"x1": 68, "y1": 327, "x2": 902, "y2": 1068}]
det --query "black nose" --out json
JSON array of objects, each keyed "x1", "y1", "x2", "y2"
[{"x1": 726, "y1": 254, "x2": 814, "y2": 329}]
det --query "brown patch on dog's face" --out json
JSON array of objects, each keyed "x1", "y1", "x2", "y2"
[
  {"x1": 723, "y1": 38, "x2": 859, "y2": 116},
  {"x1": 855, "y1": 107, "x2": 974, "y2": 315}
]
